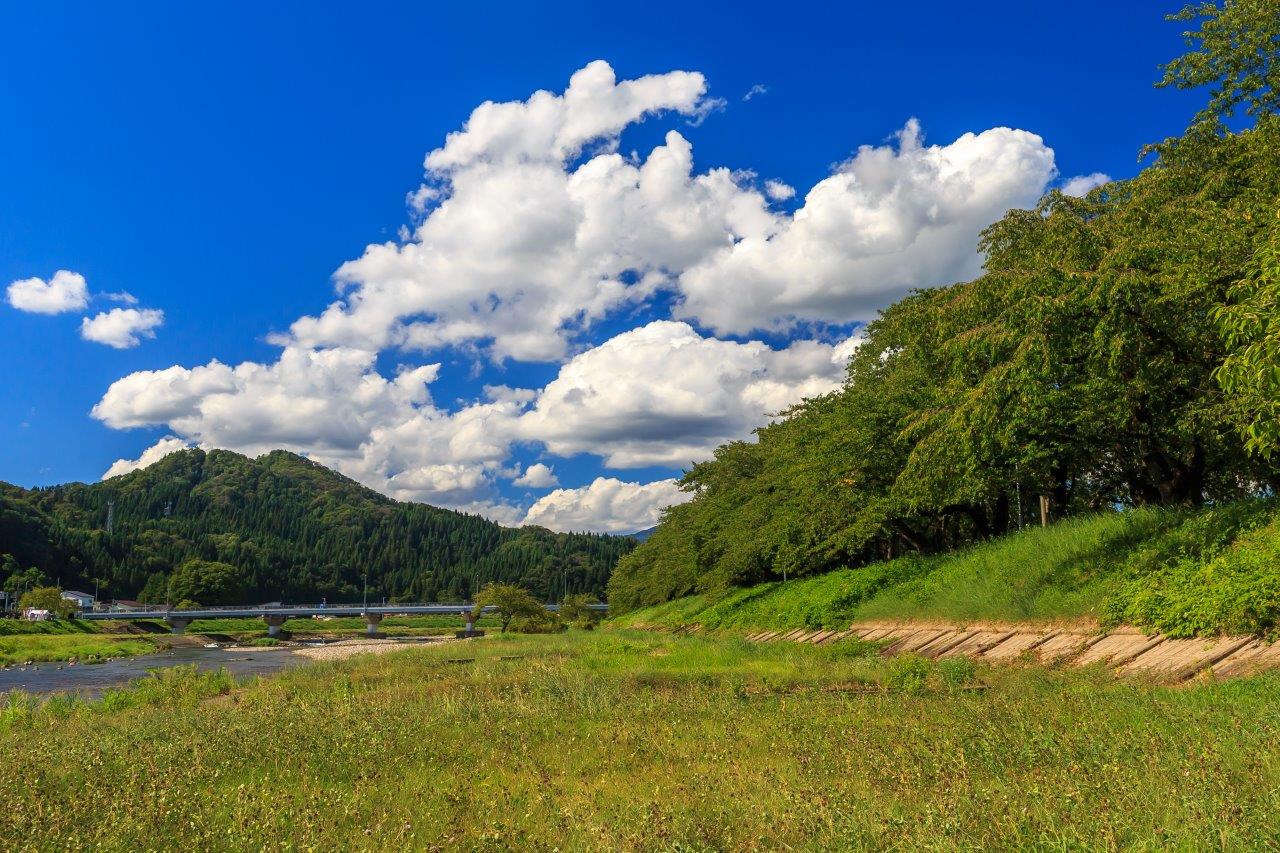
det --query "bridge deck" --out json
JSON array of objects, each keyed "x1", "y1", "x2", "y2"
[{"x1": 78, "y1": 603, "x2": 606, "y2": 620}]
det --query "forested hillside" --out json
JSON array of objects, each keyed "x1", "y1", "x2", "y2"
[
  {"x1": 0, "y1": 449, "x2": 632, "y2": 604},
  {"x1": 609, "y1": 2, "x2": 1280, "y2": 613}
]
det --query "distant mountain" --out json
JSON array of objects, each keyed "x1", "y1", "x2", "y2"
[
  {"x1": 629, "y1": 527, "x2": 658, "y2": 542},
  {"x1": 0, "y1": 449, "x2": 634, "y2": 604}
]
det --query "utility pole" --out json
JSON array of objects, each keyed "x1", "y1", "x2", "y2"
[
  {"x1": 1015, "y1": 463, "x2": 1023, "y2": 531},
  {"x1": 363, "y1": 572, "x2": 369, "y2": 610}
]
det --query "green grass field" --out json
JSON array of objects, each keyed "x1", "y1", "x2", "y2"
[
  {"x1": 615, "y1": 500, "x2": 1280, "y2": 637},
  {"x1": 2, "y1": 629, "x2": 1279, "y2": 850},
  {"x1": 0, "y1": 634, "x2": 156, "y2": 666},
  {"x1": 0, "y1": 619, "x2": 159, "y2": 665}
]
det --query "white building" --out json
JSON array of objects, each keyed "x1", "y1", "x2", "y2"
[{"x1": 60, "y1": 590, "x2": 95, "y2": 610}]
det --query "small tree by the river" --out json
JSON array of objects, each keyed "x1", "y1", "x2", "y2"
[{"x1": 472, "y1": 583, "x2": 544, "y2": 633}]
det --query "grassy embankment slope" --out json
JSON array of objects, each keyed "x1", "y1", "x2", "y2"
[
  {"x1": 2, "y1": 629, "x2": 1278, "y2": 849},
  {"x1": 613, "y1": 500, "x2": 1280, "y2": 638},
  {"x1": 0, "y1": 620, "x2": 156, "y2": 665}
]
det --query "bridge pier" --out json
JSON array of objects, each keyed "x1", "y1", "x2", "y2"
[
  {"x1": 165, "y1": 617, "x2": 191, "y2": 635},
  {"x1": 363, "y1": 612, "x2": 383, "y2": 637},
  {"x1": 456, "y1": 609, "x2": 485, "y2": 639},
  {"x1": 263, "y1": 614, "x2": 288, "y2": 637}
]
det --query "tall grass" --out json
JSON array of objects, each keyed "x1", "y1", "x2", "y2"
[{"x1": 1, "y1": 630, "x2": 1278, "y2": 850}]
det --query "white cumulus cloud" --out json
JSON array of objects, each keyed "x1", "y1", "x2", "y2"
[
  {"x1": 764, "y1": 179, "x2": 795, "y2": 201},
  {"x1": 1061, "y1": 172, "x2": 1111, "y2": 197},
  {"x1": 518, "y1": 320, "x2": 855, "y2": 467},
  {"x1": 513, "y1": 462, "x2": 559, "y2": 488},
  {"x1": 282, "y1": 61, "x2": 729, "y2": 362},
  {"x1": 674, "y1": 119, "x2": 1056, "y2": 334},
  {"x1": 90, "y1": 321, "x2": 854, "y2": 518},
  {"x1": 6, "y1": 270, "x2": 89, "y2": 314},
  {"x1": 102, "y1": 436, "x2": 190, "y2": 479},
  {"x1": 282, "y1": 63, "x2": 1055, "y2": 361},
  {"x1": 91, "y1": 346, "x2": 525, "y2": 513},
  {"x1": 80, "y1": 307, "x2": 164, "y2": 349},
  {"x1": 522, "y1": 477, "x2": 689, "y2": 534}
]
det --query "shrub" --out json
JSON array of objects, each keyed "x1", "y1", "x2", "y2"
[
  {"x1": 1105, "y1": 516, "x2": 1280, "y2": 637},
  {"x1": 936, "y1": 657, "x2": 977, "y2": 688},
  {"x1": 885, "y1": 654, "x2": 932, "y2": 693}
]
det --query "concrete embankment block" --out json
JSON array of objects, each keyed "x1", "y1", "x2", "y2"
[
  {"x1": 719, "y1": 619, "x2": 1278, "y2": 682},
  {"x1": 1031, "y1": 633, "x2": 1093, "y2": 662},
  {"x1": 981, "y1": 632, "x2": 1055, "y2": 660},
  {"x1": 1210, "y1": 639, "x2": 1280, "y2": 679},
  {"x1": 910, "y1": 630, "x2": 971, "y2": 658},
  {"x1": 939, "y1": 630, "x2": 1017, "y2": 659},
  {"x1": 1075, "y1": 633, "x2": 1161, "y2": 667}
]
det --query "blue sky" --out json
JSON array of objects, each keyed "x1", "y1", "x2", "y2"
[{"x1": 1, "y1": 1, "x2": 1203, "y2": 531}]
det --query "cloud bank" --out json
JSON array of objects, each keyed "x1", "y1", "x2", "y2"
[{"x1": 91, "y1": 61, "x2": 1065, "y2": 533}]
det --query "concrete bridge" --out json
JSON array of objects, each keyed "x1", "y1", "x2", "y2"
[{"x1": 78, "y1": 603, "x2": 607, "y2": 636}]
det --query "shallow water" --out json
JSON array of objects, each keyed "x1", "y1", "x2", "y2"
[{"x1": 0, "y1": 646, "x2": 308, "y2": 698}]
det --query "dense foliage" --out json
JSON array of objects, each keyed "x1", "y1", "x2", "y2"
[
  {"x1": 609, "y1": 1, "x2": 1280, "y2": 613},
  {"x1": 0, "y1": 449, "x2": 632, "y2": 604}
]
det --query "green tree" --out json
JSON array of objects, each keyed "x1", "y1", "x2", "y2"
[
  {"x1": 559, "y1": 592, "x2": 600, "y2": 626},
  {"x1": 18, "y1": 586, "x2": 79, "y2": 619},
  {"x1": 1217, "y1": 209, "x2": 1280, "y2": 456},
  {"x1": 138, "y1": 572, "x2": 169, "y2": 605},
  {"x1": 2, "y1": 560, "x2": 48, "y2": 599},
  {"x1": 473, "y1": 582, "x2": 545, "y2": 633},
  {"x1": 1156, "y1": 0, "x2": 1280, "y2": 133},
  {"x1": 167, "y1": 560, "x2": 247, "y2": 606}
]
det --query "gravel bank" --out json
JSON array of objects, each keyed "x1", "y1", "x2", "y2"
[{"x1": 292, "y1": 636, "x2": 459, "y2": 661}]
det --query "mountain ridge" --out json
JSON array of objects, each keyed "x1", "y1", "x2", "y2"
[{"x1": 0, "y1": 448, "x2": 633, "y2": 604}]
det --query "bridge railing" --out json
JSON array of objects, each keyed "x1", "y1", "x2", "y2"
[{"x1": 84, "y1": 601, "x2": 609, "y2": 616}]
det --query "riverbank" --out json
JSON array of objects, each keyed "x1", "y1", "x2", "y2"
[
  {"x1": 0, "y1": 635, "x2": 460, "y2": 696},
  {"x1": 0, "y1": 614, "x2": 486, "y2": 666},
  {"x1": 0, "y1": 633, "x2": 157, "y2": 667},
  {"x1": 2, "y1": 629, "x2": 1279, "y2": 849},
  {"x1": 129, "y1": 613, "x2": 498, "y2": 640}
]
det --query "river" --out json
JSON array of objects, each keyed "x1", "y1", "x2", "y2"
[{"x1": 0, "y1": 646, "x2": 309, "y2": 698}]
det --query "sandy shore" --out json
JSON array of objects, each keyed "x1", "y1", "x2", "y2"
[{"x1": 290, "y1": 636, "x2": 458, "y2": 661}]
